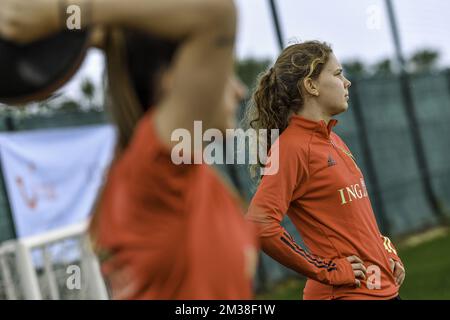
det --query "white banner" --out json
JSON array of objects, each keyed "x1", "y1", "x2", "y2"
[{"x1": 0, "y1": 125, "x2": 116, "y2": 238}]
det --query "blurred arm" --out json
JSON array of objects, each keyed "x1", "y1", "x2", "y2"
[
  {"x1": 92, "y1": 0, "x2": 237, "y2": 143},
  {"x1": 0, "y1": 0, "x2": 236, "y2": 142}
]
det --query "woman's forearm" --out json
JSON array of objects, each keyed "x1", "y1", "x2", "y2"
[
  {"x1": 260, "y1": 230, "x2": 356, "y2": 287},
  {"x1": 83, "y1": 0, "x2": 236, "y2": 39}
]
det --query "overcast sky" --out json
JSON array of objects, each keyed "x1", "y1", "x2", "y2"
[
  {"x1": 236, "y1": 0, "x2": 450, "y2": 64},
  {"x1": 62, "y1": 0, "x2": 450, "y2": 100}
]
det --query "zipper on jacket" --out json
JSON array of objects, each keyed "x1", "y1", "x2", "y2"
[{"x1": 329, "y1": 139, "x2": 361, "y2": 174}]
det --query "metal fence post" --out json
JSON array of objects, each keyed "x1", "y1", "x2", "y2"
[
  {"x1": 81, "y1": 236, "x2": 109, "y2": 300},
  {"x1": 15, "y1": 242, "x2": 42, "y2": 299},
  {"x1": 385, "y1": 0, "x2": 448, "y2": 224},
  {"x1": 0, "y1": 242, "x2": 18, "y2": 300}
]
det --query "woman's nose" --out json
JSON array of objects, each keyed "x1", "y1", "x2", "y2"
[{"x1": 345, "y1": 78, "x2": 351, "y2": 88}]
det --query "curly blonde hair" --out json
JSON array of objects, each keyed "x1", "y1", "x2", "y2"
[{"x1": 243, "y1": 41, "x2": 332, "y2": 178}]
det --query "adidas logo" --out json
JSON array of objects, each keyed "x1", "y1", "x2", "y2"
[{"x1": 328, "y1": 154, "x2": 337, "y2": 167}]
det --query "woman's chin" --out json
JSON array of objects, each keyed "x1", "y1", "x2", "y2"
[{"x1": 331, "y1": 104, "x2": 348, "y2": 116}]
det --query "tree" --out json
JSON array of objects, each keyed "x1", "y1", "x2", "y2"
[
  {"x1": 81, "y1": 78, "x2": 96, "y2": 109},
  {"x1": 342, "y1": 60, "x2": 367, "y2": 78},
  {"x1": 373, "y1": 58, "x2": 393, "y2": 76},
  {"x1": 236, "y1": 58, "x2": 271, "y2": 90},
  {"x1": 409, "y1": 49, "x2": 440, "y2": 74},
  {"x1": 59, "y1": 100, "x2": 82, "y2": 112}
]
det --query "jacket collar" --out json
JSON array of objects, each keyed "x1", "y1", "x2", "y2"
[{"x1": 288, "y1": 114, "x2": 338, "y2": 139}]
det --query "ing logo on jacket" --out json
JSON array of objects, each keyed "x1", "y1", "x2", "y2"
[{"x1": 337, "y1": 178, "x2": 369, "y2": 205}]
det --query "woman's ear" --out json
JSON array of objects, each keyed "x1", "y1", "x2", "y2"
[{"x1": 303, "y1": 77, "x2": 319, "y2": 96}]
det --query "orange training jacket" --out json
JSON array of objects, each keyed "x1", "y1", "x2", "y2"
[
  {"x1": 247, "y1": 114, "x2": 402, "y2": 300},
  {"x1": 91, "y1": 112, "x2": 257, "y2": 299}
]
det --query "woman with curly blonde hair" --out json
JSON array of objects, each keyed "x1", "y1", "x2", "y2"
[{"x1": 245, "y1": 41, "x2": 405, "y2": 300}]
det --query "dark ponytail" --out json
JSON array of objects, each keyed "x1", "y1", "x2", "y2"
[{"x1": 105, "y1": 28, "x2": 178, "y2": 152}]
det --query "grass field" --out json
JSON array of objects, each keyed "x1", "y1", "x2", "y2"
[{"x1": 257, "y1": 230, "x2": 450, "y2": 300}]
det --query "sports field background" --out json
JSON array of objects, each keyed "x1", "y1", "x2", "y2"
[
  {"x1": 2, "y1": 70, "x2": 450, "y2": 298},
  {"x1": 257, "y1": 229, "x2": 450, "y2": 300}
]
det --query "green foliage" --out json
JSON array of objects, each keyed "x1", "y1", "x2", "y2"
[
  {"x1": 59, "y1": 100, "x2": 82, "y2": 112},
  {"x1": 373, "y1": 58, "x2": 394, "y2": 76},
  {"x1": 81, "y1": 78, "x2": 95, "y2": 104},
  {"x1": 409, "y1": 49, "x2": 440, "y2": 73},
  {"x1": 342, "y1": 48, "x2": 441, "y2": 77},
  {"x1": 342, "y1": 60, "x2": 368, "y2": 78},
  {"x1": 236, "y1": 58, "x2": 271, "y2": 90}
]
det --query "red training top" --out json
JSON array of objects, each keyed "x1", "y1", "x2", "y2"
[
  {"x1": 90, "y1": 112, "x2": 257, "y2": 299},
  {"x1": 247, "y1": 114, "x2": 401, "y2": 300}
]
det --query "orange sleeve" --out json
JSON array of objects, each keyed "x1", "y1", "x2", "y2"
[{"x1": 246, "y1": 140, "x2": 355, "y2": 286}]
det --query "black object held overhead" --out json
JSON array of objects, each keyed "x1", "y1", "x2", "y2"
[
  {"x1": 268, "y1": 0, "x2": 284, "y2": 51},
  {"x1": 384, "y1": 0, "x2": 448, "y2": 223},
  {"x1": 0, "y1": 30, "x2": 89, "y2": 104}
]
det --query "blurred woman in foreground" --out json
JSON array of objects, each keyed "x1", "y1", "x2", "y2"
[{"x1": 0, "y1": 0, "x2": 257, "y2": 299}]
